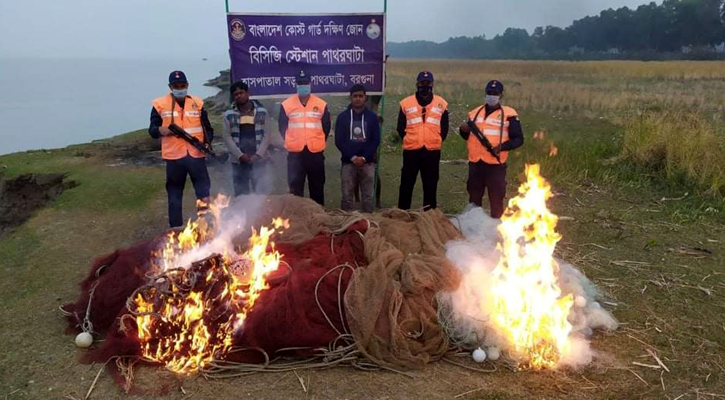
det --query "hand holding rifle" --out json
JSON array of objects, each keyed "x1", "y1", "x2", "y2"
[{"x1": 168, "y1": 123, "x2": 229, "y2": 163}]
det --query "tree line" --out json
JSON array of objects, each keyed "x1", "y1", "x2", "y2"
[{"x1": 388, "y1": 0, "x2": 725, "y2": 60}]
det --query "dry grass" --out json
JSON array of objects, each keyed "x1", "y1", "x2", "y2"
[
  {"x1": 622, "y1": 112, "x2": 725, "y2": 197},
  {"x1": 385, "y1": 60, "x2": 725, "y2": 119}
]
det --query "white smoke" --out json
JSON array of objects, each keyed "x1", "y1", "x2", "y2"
[
  {"x1": 439, "y1": 206, "x2": 618, "y2": 368},
  {"x1": 161, "y1": 195, "x2": 268, "y2": 271}
]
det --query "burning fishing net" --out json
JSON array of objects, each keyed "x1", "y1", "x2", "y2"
[
  {"x1": 126, "y1": 212, "x2": 288, "y2": 373},
  {"x1": 440, "y1": 165, "x2": 618, "y2": 369}
]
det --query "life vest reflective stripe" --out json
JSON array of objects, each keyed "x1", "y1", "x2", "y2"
[
  {"x1": 400, "y1": 94, "x2": 448, "y2": 151},
  {"x1": 281, "y1": 94, "x2": 327, "y2": 153},
  {"x1": 152, "y1": 94, "x2": 206, "y2": 160},
  {"x1": 466, "y1": 105, "x2": 518, "y2": 164}
]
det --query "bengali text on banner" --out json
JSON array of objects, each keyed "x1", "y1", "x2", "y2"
[{"x1": 227, "y1": 13, "x2": 385, "y2": 98}]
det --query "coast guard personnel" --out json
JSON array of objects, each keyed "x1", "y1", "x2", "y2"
[
  {"x1": 459, "y1": 80, "x2": 524, "y2": 218},
  {"x1": 396, "y1": 70, "x2": 449, "y2": 210},
  {"x1": 278, "y1": 71, "x2": 331, "y2": 206},
  {"x1": 149, "y1": 70, "x2": 214, "y2": 228}
]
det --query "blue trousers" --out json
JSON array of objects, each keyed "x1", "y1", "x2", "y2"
[{"x1": 165, "y1": 155, "x2": 211, "y2": 228}]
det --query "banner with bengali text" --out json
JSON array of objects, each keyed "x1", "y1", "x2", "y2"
[{"x1": 227, "y1": 13, "x2": 385, "y2": 98}]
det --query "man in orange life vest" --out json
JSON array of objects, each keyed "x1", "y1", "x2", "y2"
[
  {"x1": 149, "y1": 70, "x2": 214, "y2": 228},
  {"x1": 459, "y1": 80, "x2": 524, "y2": 218},
  {"x1": 397, "y1": 70, "x2": 450, "y2": 210},
  {"x1": 278, "y1": 70, "x2": 331, "y2": 206}
]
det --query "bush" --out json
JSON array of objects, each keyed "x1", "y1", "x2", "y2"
[{"x1": 621, "y1": 112, "x2": 725, "y2": 197}]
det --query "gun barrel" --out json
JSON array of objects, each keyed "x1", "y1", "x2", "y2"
[{"x1": 168, "y1": 124, "x2": 215, "y2": 156}]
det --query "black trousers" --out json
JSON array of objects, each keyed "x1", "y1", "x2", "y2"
[
  {"x1": 467, "y1": 161, "x2": 507, "y2": 218},
  {"x1": 398, "y1": 148, "x2": 440, "y2": 210},
  {"x1": 232, "y1": 161, "x2": 270, "y2": 197},
  {"x1": 287, "y1": 149, "x2": 325, "y2": 206},
  {"x1": 165, "y1": 155, "x2": 211, "y2": 228}
]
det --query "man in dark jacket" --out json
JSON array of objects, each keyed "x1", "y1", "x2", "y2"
[{"x1": 334, "y1": 84, "x2": 381, "y2": 213}]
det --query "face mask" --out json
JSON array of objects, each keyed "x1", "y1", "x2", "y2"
[
  {"x1": 485, "y1": 95, "x2": 501, "y2": 107},
  {"x1": 172, "y1": 89, "x2": 187, "y2": 99},
  {"x1": 296, "y1": 84, "x2": 311, "y2": 96},
  {"x1": 417, "y1": 85, "x2": 433, "y2": 96}
]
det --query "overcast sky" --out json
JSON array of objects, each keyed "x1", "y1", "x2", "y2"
[{"x1": 0, "y1": 0, "x2": 652, "y2": 59}]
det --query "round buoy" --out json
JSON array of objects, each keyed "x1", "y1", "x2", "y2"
[
  {"x1": 472, "y1": 348, "x2": 487, "y2": 363},
  {"x1": 75, "y1": 332, "x2": 93, "y2": 348},
  {"x1": 487, "y1": 347, "x2": 501, "y2": 361}
]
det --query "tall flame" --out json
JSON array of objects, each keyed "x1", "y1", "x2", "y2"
[
  {"x1": 131, "y1": 200, "x2": 288, "y2": 374},
  {"x1": 489, "y1": 164, "x2": 573, "y2": 369}
]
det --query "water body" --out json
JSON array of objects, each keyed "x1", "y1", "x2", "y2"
[{"x1": 0, "y1": 57, "x2": 228, "y2": 155}]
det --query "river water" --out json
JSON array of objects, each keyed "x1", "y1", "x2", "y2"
[{"x1": 0, "y1": 57, "x2": 228, "y2": 155}]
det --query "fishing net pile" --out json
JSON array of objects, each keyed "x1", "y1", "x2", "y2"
[
  {"x1": 62, "y1": 166, "x2": 619, "y2": 391},
  {"x1": 62, "y1": 194, "x2": 463, "y2": 383}
]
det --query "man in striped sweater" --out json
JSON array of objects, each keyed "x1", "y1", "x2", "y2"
[{"x1": 222, "y1": 81, "x2": 283, "y2": 196}]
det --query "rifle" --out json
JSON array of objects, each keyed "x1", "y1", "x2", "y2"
[
  {"x1": 466, "y1": 106, "x2": 503, "y2": 164},
  {"x1": 168, "y1": 124, "x2": 228, "y2": 163}
]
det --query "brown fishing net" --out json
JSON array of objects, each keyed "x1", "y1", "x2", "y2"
[{"x1": 345, "y1": 209, "x2": 462, "y2": 369}]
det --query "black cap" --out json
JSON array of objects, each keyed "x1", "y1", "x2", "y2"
[
  {"x1": 296, "y1": 70, "x2": 311, "y2": 84},
  {"x1": 416, "y1": 70, "x2": 434, "y2": 83},
  {"x1": 485, "y1": 80, "x2": 504, "y2": 94},
  {"x1": 169, "y1": 70, "x2": 188, "y2": 84}
]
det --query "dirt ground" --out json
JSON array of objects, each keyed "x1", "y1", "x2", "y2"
[{"x1": 0, "y1": 173, "x2": 76, "y2": 238}]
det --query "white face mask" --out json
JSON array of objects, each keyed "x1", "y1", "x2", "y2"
[
  {"x1": 485, "y1": 95, "x2": 500, "y2": 107},
  {"x1": 172, "y1": 89, "x2": 187, "y2": 99},
  {"x1": 296, "y1": 84, "x2": 311, "y2": 96}
]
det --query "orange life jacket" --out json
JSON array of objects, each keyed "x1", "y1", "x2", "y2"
[
  {"x1": 400, "y1": 95, "x2": 448, "y2": 151},
  {"x1": 151, "y1": 94, "x2": 206, "y2": 160},
  {"x1": 467, "y1": 105, "x2": 518, "y2": 164},
  {"x1": 281, "y1": 94, "x2": 327, "y2": 153}
]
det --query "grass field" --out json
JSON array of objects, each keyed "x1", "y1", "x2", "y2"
[{"x1": 1, "y1": 60, "x2": 724, "y2": 400}]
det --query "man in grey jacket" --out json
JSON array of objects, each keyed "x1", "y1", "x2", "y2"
[{"x1": 222, "y1": 81, "x2": 283, "y2": 196}]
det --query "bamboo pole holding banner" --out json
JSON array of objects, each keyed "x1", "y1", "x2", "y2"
[
  {"x1": 371, "y1": 0, "x2": 387, "y2": 209},
  {"x1": 225, "y1": 0, "x2": 234, "y2": 98}
]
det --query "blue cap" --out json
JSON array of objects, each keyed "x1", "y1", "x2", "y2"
[
  {"x1": 486, "y1": 80, "x2": 504, "y2": 94},
  {"x1": 169, "y1": 70, "x2": 188, "y2": 84},
  {"x1": 296, "y1": 70, "x2": 311, "y2": 84},
  {"x1": 417, "y1": 70, "x2": 434, "y2": 83}
]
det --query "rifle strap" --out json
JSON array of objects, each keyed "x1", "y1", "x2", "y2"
[
  {"x1": 474, "y1": 105, "x2": 505, "y2": 148},
  {"x1": 169, "y1": 93, "x2": 176, "y2": 126}
]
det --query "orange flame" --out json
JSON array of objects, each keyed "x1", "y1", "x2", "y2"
[
  {"x1": 489, "y1": 164, "x2": 573, "y2": 369},
  {"x1": 548, "y1": 142, "x2": 558, "y2": 157},
  {"x1": 533, "y1": 130, "x2": 546, "y2": 140},
  {"x1": 133, "y1": 200, "x2": 288, "y2": 374}
]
